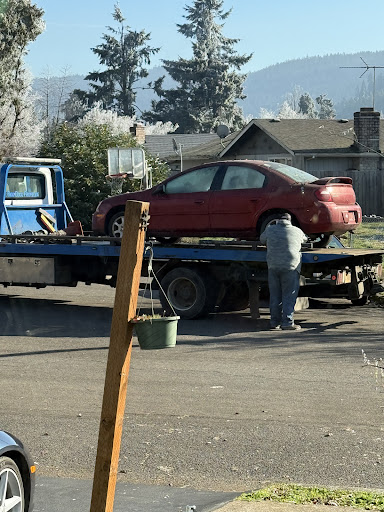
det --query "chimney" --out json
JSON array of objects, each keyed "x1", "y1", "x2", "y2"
[
  {"x1": 130, "y1": 123, "x2": 145, "y2": 145},
  {"x1": 353, "y1": 107, "x2": 380, "y2": 153}
]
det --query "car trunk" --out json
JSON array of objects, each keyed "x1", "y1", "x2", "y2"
[{"x1": 313, "y1": 177, "x2": 356, "y2": 205}]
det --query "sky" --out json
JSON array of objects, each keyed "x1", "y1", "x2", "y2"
[{"x1": 25, "y1": 0, "x2": 384, "y2": 78}]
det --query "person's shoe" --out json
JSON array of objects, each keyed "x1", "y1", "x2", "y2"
[
  {"x1": 270, "y1": 325, "x2": 281, "y2": 330},
  {"x1": 282, "y1": 324, "x2": 301, "y2": 330}
]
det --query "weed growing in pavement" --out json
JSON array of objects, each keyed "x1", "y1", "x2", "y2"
[
  {"x1": 362, "y1": 350, "x2": 384, "y2": 392},
  {"x1": 239, "y1": 484, "x2": 384, "y2": 510}
]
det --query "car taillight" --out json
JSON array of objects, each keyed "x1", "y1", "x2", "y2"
[{"x1": 314, "y1": 188, "x2": 332, "y2": 202}]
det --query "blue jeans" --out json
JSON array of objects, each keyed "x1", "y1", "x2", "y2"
[{"x1": 268, "y1": 268, "x2": 300, "y2": 327}]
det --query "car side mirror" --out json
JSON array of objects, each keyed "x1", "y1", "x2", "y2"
[{"x1": 153, "y1": 184, "x2": 166, "y2": 195}]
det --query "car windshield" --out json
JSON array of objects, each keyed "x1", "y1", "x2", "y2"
[{"x1": 263, "y1": 162, "x2": 317, "y2": 183}]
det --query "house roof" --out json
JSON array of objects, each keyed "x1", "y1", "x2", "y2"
[
  {"x1": 147, "y1": 117, "x2": 384, "y2": 163},
  {"x1": 180, "y1": 117, "x2": 384, "y2": 161},
  {"x1": 179, "y1": 119, "x2": 361, "y2": 161},
  {"x1": 144, "y1": 133, "x2": 218, "y2": 160},
  {"x1": 243, "y1": 119, "x2": 357, "y2": 154}
]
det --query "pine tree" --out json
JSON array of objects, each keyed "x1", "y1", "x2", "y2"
[
  {"x1": 316, "y1": 94, "x2": 336, "y2": 119},
  {"x1": 76, "y1": 4, "x2": 160, "y2": 117},
  {"x1": 144, "y1": 0, "x2": 252, "y2": 133},
  {"x1": 0, "y1": 0, "x2": 45, "y2": 157},
  {"x1": 298, "y1": 92, "x2": 318, "y2": 118}
]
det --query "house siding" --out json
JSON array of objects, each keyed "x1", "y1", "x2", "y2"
[{"x1": 305, "y1": 157, "x2": 355, "y2": 174}]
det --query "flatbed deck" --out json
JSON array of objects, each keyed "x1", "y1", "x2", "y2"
[{"x1": 0, "y1": 235, "x2": 382, "y2": 263}]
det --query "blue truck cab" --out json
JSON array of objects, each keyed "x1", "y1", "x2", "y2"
[{"x1": 0, "y1": 157, "x2": 73, "y2": 235}]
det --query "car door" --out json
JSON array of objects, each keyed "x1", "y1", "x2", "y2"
[
  {"x1": 209, "y1": 164, "x2": 268, "y2": 235},
  {"x1": 149, "y1": 165, "x2": 220, "y2": 234}
]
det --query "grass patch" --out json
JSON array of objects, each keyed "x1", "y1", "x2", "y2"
[
  {"x1": 351, "y1": 221, "x2": 384, "y2": 250},
  {"x1": 239, "y1": 484, "x2": 384, "y2": 510}
]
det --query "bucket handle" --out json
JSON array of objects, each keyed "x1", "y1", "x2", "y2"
[{"x1": 137, "y1": 244, "x2": 178, "y2": 319}]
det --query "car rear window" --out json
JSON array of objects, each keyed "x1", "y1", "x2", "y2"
[{"x1": 263, "y1": 162, "x2": 317, "y2": 183}]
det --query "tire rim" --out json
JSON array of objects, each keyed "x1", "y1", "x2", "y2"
[
  {"x1": 111, "y1": 215, "x2": 124, "y2": 237},
  {"x1": 0, "y1": 467, "x2": 23, "y2": 512},
  {"x1": 167, "y1": 277, "x2": 198, "y2": 311}
]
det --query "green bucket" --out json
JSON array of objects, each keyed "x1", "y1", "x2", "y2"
[{"x1": 132, "y1": 316, "x2": 180, "y2": 350}]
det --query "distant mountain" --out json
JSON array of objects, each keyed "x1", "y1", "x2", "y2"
[
  {"x1": 239, "y1": 50, "x2": 384, "y2": 118},
  {"x1": 32, "y1": 51, "x2": 384, "y2": 121}
]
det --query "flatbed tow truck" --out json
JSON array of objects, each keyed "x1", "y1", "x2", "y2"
[{"x1": 0, "y1": 157, "x2": 382, "y2": 319}]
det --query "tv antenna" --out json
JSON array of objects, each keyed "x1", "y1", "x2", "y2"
[
  {"x1": 172, "y1": 137, "x2": 183, "y2": 172},
  {"x1": 340, "y1": 57, "x2": 384, "y2": 110}
]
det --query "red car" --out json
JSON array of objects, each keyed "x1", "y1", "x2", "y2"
[{"x1": 92, "y1": 160, "x2": 362, "y2": 246}]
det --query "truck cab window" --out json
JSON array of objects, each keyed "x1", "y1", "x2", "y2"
[{"x1": 6, "y1": 173, "x2": 45, "y2": 199}]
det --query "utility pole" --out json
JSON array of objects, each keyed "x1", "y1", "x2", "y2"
[{"x1": 340, "y1": 57, "x2": 384, "y2": 110}]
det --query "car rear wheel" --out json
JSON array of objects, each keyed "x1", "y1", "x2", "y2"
[
  {"x1": 108, "y1": 211, "x2": 125, "y2": 237},
  {"x1": 259, "y1": 211, "x2": 297, "y2": 235},
  {"x1": 0, "y1": 456, "x2": 25, "y2": 511}
]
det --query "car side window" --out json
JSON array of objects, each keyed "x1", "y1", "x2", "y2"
[
  {"x1": 221, "y1": 166, "x2": 266, "y2": 190},
  {"x1": 164, "y1": 166, "x2": 219, "y2": 194}
]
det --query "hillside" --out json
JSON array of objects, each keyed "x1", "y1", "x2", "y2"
[
  {"x1": 31, "y1": 51, "x2": 384, "y2": 120},
  {"x1": 239, "y1": 50, "x2": 384, "y2": 117}
]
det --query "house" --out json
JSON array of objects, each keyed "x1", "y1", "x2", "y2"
[{"x1": 170, "y1": 108, "x2": 383, "y2": 174}]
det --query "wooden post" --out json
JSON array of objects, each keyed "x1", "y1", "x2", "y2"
[{"x1": 90, "y1": 200, "x2": 149, "y2": 512}]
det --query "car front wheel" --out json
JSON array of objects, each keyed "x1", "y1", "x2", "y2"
[
  {"x1": 0, "y1": 456, "x2": 25, "y2": 511},
  {"x1": 108, "y1": 211, "x2": 125, "y2": 237}
]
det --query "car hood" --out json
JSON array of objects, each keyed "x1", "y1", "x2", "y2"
[{"x1": 96, "y1": 189, "x2": 153, "y2": 212}]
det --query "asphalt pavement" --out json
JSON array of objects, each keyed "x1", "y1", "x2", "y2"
[
  {"x1": 1, "y1": 284, "x2": 384, "y2": 511},
  {"x1": 34, "y1": 476, "x2": 239, "y2": 512}
]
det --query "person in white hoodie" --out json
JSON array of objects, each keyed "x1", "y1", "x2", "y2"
[{"x1": 260, "y1": 212, "x2": 307, "y2": 330}]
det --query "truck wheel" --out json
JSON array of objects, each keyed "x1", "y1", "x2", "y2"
[
  {"x1": 159, "y1": 267, "x2": 218, "y2": 319},
  {"x1": 351, "y1": 296, "x2": 368, "y2": 306},
  {"x1": 108, "y1": 211, "x2": 124, "y2": 237},
  {"x1": 217, "y1": 282, "x2": 249, "y2": 312}
]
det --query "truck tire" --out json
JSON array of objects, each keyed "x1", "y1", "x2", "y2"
[
  {"x1": 159, "y1": 267, "x2": 218, "y2": 319},
  {"x1": 217, "y1": 281, "x2": 250, "y2": 312},
  {"x1": 351, "y1": 296, "x2": 368, "y2": 306}
]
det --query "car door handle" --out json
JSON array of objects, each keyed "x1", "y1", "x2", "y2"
[
  {"x1": 250, "y1": 199, "x2": 259, "y2": 202},
  {"x1": 194, "y1": 200, "x2": 205, "y2": 204}
]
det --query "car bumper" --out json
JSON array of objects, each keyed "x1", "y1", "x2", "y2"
[
  {"x1": 300, "y1": 203, "x2": 362, "y2": 234},
  {"x1": 92, "y1": 212, "x2": 106, "y2": 235}
]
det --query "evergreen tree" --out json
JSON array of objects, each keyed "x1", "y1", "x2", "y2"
[
  {"x1": 0, "y1": 0, "x2": 45, "y2": 157},
  {"x1": 316, "y1": 94, "x2": 336, "y2": 119},
  {"x1": 144, "y1": 0, "x2": 252, "y2": 133},
  {"x1": 75, "y1": 4, "x2": 160, "y2": 117},
  {"x1": 298, "y1": 92, "x2": 318, "y2": 118}
]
